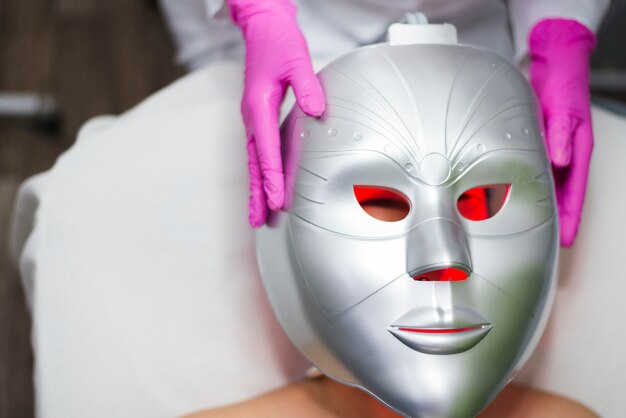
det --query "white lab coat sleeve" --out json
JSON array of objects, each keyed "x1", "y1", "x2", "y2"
[
  {"x1": 158, "y1": 0, "x2": 242, "y2": 70},
  {"x1": 507, "y1": 0, "x2": 611, "y2": 66}
]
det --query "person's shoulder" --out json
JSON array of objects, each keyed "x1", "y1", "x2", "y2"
[{"x1": 480, "y1": 384, "x2": 598, "y2": 418}]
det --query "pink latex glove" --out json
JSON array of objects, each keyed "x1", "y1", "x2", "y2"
[
  {"x1": 227, "y1": 0, "x2": 325, "y2": 227},
  {"x1": 529, "y1": 19, "x2": 596, "y2": 247}
]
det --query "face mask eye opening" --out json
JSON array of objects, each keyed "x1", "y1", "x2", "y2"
[
  {"x1": 457, "y1": 184, "x2": 510, "y2": 221},
  {"x1": 353, "y1": 185, "x2": 411, "y2": 222}
]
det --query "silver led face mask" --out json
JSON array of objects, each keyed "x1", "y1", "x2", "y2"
[{"x1": 257, "y1": 22, "x2": 558, "y2": 418}]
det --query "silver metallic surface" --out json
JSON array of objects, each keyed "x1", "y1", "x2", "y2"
[{"x1": 257, "y1": 39, "x2": 558, "y2": 418}]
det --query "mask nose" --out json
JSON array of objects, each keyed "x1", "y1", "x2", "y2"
[
  {"x1": 406, "y1": 218, "x2": 472, "y2": 280},
  {"x1": 412, "y1": 267, "x2": 469, "y2": 282}
]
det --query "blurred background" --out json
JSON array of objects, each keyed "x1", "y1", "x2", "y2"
[
  {"x1": 0, "y1": 1, "x2": 182, "y2": 417},
  {"x1": 0, "y1": 1, "x2": 624, "y2": 417}
]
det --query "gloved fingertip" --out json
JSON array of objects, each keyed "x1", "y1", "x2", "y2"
[
  {"x1": 266, "y1": 189, "x2": 285, "y2": 211},
  {"x1": 551, "y1": 145, "x2": 572, "y2": 168},
  {"x1": 249, "y1": 216, "x2": 265, "y2": 229},
  {"x1": 560, "y1": 228, "x2": 576, "y2": 247},
  {"x1": 249, "y1": 215, "x2": 264, "y2": 229},
  {"x1": 558, "y1": 212, "x2": 579, "y2": 247},
  {"x1": 547, "y1": 118, "x2": 574, "y2": 167},
  {"x1": 263, "y1": 171, "x2": 285, "y2": 210},
  {"x1": 248, "y1": 181, "x2": 268, "y2": 228},
  {"x1": 299, "y1": 93, "x2": 326, "y2": 117},
  {"x1": 249, "y1": 201, "x2": 268, "y2": 228},
  {"x1": 293, "y1": 73, "x2": 326, "y2": 117}
]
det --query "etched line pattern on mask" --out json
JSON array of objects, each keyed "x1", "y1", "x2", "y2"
[
  {"x1": 443, "y1": 49, "x2": 473, "y2": 157},
  {"x1": 321, "y1": 48, "x2": 541, "y2": 190},
  {"x1": 326, "y1": 65, "x2": 417, "y2": 147},
  {"x1": 446, "y1": 148, "x2": 546, "y2": 186},
  {"x1": 378, "y1": 50, "x2": 426, "y2": 156},
  {"x1": 464, "y1": 216, "x2": 555, "y2": 240},
  {"x1": 325, "y1": 272, "x2": 409, "y2": 322},
  {"x1": 447, "y1": 64, "x2": 513, "y2": 160},
  {"x1": 450, "y1": 102, "x2": 536, "y2": 165},
  {"x1": 470, "y1": 271, "x2": 537, "y2": 319},
  {"x1": 324, "y1": 71, "x2": 417, "y2": 150},
  {"x1": 325, "y1": 66, "x2": 422, "y2": 163},
  {"x1": 323, "y1": 101, "x2": 419, "y2": 164},
  {"x1": 286, "y1": 216, "x2": 410, "y2": 323}
]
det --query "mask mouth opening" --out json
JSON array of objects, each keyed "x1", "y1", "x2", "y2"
[
  {"x1": 389, "y1": 306, "x2": 493, "y2": 354},
  {"x1": 396, "y1": 325, "x2": 485, "y2": 334},
  {"x1": 388, "y1": 323, "x2": 492, "y2": 355}
]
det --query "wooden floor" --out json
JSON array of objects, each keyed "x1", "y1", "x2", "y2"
[{"x1": 0, "y1": 1, "x2": 183, "y2": 416}]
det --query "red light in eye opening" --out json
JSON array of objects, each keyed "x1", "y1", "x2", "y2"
[
  {"x1": 457, "y1": 184, "x2": 510, "y2": 221},
  {"x1": 353, "y1": 186, "x2": 410, "y2": 222},
  {"x1": 353, "y1": 186, "x2": 405, "y2": 203}
]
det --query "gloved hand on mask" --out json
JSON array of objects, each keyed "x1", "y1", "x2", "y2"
[
  {"x1": 529, "y1": 18, "x2": 597, "y2": 247},
  {"x1": 227, "y1": 0, "x2": 325, "y2": 227}
]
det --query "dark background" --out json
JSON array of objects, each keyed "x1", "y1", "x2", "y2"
[
  {"x1": 0, "y1": 1, "x2": 182, "y2": 416},
  {"x1": 0, "y1": 1, "x2": 624, "y2": 417}
]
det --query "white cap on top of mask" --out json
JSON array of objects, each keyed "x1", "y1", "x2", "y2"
[{"x1": 387, "y1": 13, "x2": 458, "y2": 46}]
